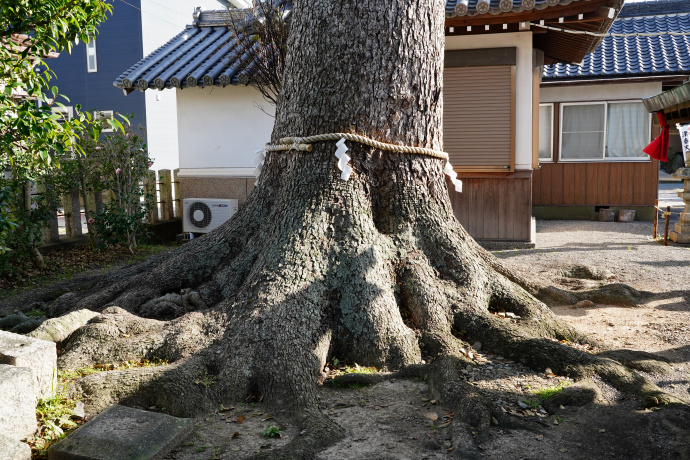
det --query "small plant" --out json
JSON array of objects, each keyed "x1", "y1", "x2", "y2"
[
  {"x1": 261, "y1": 426, "x2": 282, "y2": 438},
  {"x1": 194, "y1": 371, "x2": 218, "y2": 388},
  {"x1": 30, "y1": 386, "x2": 79, "y2": 455},
  {"x1": 25, "y1": 308, "x2": 46, "y2": 317}
]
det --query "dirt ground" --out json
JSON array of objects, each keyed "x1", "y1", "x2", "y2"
[{"x1": 164, "y1": 220, "x2": 690, "y2": 460}]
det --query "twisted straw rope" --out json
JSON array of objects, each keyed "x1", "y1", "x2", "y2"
[{"x1": 264, "y1": 132, "x2": 449, "y2": 160}]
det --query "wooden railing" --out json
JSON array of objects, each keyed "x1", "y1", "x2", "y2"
[{"x1": 40, "y1": 168, "x2": 181, "y2": 244}]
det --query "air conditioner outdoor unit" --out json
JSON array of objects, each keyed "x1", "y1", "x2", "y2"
[{"x1": 183, "y1": 198, "x2": 238, "y2": 234}]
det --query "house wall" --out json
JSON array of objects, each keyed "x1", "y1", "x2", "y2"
[
  {"x1": 176, "y1": 85, "x2": 275, "y2": 205},
  {"x1": 444, "y1": 32, "x2": 535, "y2": 245},
  {"x1": 535, "y1": 81, "x2": 662, "y2": 216},
  {"x1": 48, "y1": 0, "x2": 147, "y2": 137},
  {"x1": 140, "y1": 0, "x2": 221, "y2": 171}
]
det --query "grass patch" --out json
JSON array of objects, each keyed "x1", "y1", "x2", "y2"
[{"x1": 521, "y1": 381, "x2": 572, "y2": 409}]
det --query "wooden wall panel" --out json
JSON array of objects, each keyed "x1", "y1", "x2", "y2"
[
  {"x1": 450, "y1": 173, "x2": 532, "y2": 242},
  {"x1": 533, "y1": 160, "x2": 658, "y2": 206}
]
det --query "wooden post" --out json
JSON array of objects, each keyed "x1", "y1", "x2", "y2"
[
  {"x1": 173, "y1": 168, "x2": 181, "y2": 219},
  {"x1": 158, "y1": 169, "x2": 173, "y2": 221},
  {"x1": 38, "y1": 180, "x2": 60, "y2": 243},
  {"x1": 664, "y1": 205, "x2": 670, "y2": 246},
  {"x1": 62, "y1": 192, "x2": 74, "y2": 237},
  {"x1": 86, "y1": 191, "x2": 97, "y2": 220},
  {"x1": 144, "y1": 170, "x2": 158, "y2": 223},
  {"x1": 653, "y1": 199, "x2": 658, "y2": 238}
]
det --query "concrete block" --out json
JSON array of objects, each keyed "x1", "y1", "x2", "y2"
[
  {"x1": 48, "y1": 405, "x2": 192, "y2": 460},
  {"x1": 0, "y1": 330, "x2": 57, "y2": 399},
  {"x1": 27, "y1": 309, "x2": 100, "y2": 344},
  {"x1": 0, "y1": 433, "x2": 31, "y2": 460},
  {"x1": 0, "y1": 365, "x2": 37, "y2": 443}
]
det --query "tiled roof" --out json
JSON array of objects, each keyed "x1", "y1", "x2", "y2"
[
  {"x1": 543, "y1": 12, "x2": 690, "y2": 81},
  {"x1": 445, "y1": 0, "x2": 589, "y2": 18},
  {"x1": 114, "y1": 9, "x2": 262, "y2": 91}
]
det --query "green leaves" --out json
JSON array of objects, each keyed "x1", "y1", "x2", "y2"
[{"x1": 1, "y1": 0, "x2": 112, "y2": 171}]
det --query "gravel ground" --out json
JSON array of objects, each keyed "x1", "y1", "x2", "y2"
[{"x1": 495, "y1": 220, "x2": 690, "y2": 294}]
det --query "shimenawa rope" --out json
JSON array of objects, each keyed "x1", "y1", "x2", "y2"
[{"x1": 255, "y1": 132, "x2": 462, "y2": 192}]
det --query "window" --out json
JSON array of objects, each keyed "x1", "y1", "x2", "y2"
[
  {"x1": 87, "y1": 35, "x2": 97, "y2": 73},
  {"x1": 539, "y1": 104, "x2": 553, "y2": 161},
  {"x1": 51, "y1": 105, "x2": 73, "y2": 121},
  {"x1": 560, "y1": 101, "x2": 650, "y2": 162},
  {"x1": 94, "y1": 110, "x2": 114, "y2": 132},
  {"x1": 51, "y1": 106, "x2": 74, "y2": 158}
]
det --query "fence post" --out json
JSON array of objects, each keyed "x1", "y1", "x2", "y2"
[
  {"x1": 144, "y1": 170, "x2": 158, "y2": 223},
  {"x1": 653, "y1": 199, "x2": 658, "y2": 239},
  {"x1": 158, "y1": 169, "x2": 173, "y2": 221},
  {"x1": 173, "y1": 168, "x2": 181, "y2": 219},
  {"x1": 61, "y1": 191, "x2": 77, "y2": 237},
  {"x1": 38, "y1": 180, "x2": 59, "y2": 243},
  {"x1": 664, "y1": 205, "x2": 670, "y2": 246}
]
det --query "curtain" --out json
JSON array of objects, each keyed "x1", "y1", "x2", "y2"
[
  {"x1": 561, "y1": 104, "x2": 605, "y2": 160},
  {"x1": 606, "y1": 102, "x2": 648, "y2": 158},
  {"x1": 538, "y1": 105, "x2": 552, "y2": 160}
]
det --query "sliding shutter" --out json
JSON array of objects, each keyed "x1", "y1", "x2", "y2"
[{"x1": 443, "y1": 65, "x2": 515, "y2": 171}]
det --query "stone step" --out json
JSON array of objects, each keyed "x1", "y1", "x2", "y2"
[
  {"x1": 0, "y1": 330, "x2": 57, "y2": 400},
  {"x1": 0, "y1": 365, "x2": 37, "y2": 444},
  {"x1": 48, "y1": 405, "x2": 192, "y2": 460},
  {"x1": 0, "y1": 433, "x2": 31, "y2": 460}
]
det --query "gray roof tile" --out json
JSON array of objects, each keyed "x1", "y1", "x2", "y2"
[{"x1": 543, "y1": 12, "x2": 690, "y2": 81}]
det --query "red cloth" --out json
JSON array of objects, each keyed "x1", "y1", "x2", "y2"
[{"x1": 643, "y1": 111, "x2": 669, "y2": 162}]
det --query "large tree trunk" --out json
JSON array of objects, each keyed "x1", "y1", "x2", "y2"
[{"x1": 10, "y1": 0, "x2": 684, "y2": 457}]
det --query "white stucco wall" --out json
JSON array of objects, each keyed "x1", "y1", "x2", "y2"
[
  {"x1": 540, "y1": 81, "x2": 663, "y2": 103},
  {"x1": 139, "y1": 0, "x2": 222, "y2": 171},
  {"x1": 176, "y1": 86, "x2": 276, "y2": 176},
  {"x1": 445, "y1": 32, "x2": 534, "y2": 170}
]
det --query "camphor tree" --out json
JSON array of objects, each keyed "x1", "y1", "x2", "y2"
[{"x1": 11, "y1": 0, "x2": 685, "y2": 457}]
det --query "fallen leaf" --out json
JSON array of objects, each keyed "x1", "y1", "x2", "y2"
[
  {"x1": 535, "y1": 434, "x2": 544, "y2": 441},
  {"x1": 232, "y1": 432, "x2": 241, "y2": 439}
]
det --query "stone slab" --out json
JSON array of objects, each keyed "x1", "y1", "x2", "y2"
[
  {"x1": 670, "y1": 231, "x2": 690, "y2": 244},
  {"x1": 48, "y1": 405, "x2": 192, "y2": 460},
  {"x1": 27, "y1": 309, "x2": 100, "y2": 344},
  {"x1": 0, "y1": 330, "x2": 56, "y2": 399},
  {"x1": 0, "y1": 433, "x2": 31, "y2": 460},
  {"x1": 0, "y1": 365, "x2": 37, "y2": 442}
]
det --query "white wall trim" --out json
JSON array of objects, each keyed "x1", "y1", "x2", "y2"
[{"x1": 178, "y1": 168, "x2": 255, "y2": 178}]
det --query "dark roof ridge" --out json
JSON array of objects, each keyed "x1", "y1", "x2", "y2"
[{"x1": 618, "y1": 0, "x2": 690, "y2": 19}]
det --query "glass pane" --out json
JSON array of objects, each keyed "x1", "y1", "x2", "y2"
[
  {"x1": 606, "y1": 102, "x2": 648, "y2": 158},
  {"x1": 539, "y1": 105, "x2": 552, "y2": 160},
  {"x1": 562, "y1": 132, "x2": 605, "y2": 159},
  {"x1": 562, "y1": 104, "x2": 605, "y2": 133},
  {"x1": 88, "y1": 55, "x2": 96, "y2": 71},
  {"x1": 561, "y1": 104, "x2": 605, "y2": 159}
]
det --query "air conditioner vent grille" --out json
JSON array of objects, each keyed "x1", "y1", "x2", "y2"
[{"x1": 188, "y1": 201, "x2": 212, "y2": 229}]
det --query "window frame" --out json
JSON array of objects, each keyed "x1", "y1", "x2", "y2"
[
  {"x1": 558, "y1": 100, "x2": 651, "y2": 163},
  {"x1": 94, "y1": 110, "x2": 114, "y2": 132},
  {"x1": 538, "y1": 103, "x2": 554, "y2": 163},
  {"x1": 86, "y1": 35, "x2": 97, "y2": 73}
]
